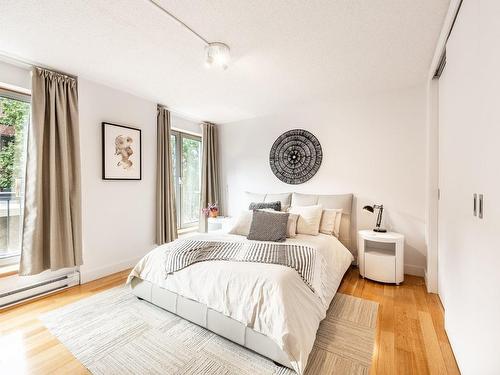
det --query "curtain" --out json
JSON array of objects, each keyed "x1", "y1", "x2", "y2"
[
  {"x1": 156, "y1": 105, "x2": 178, "y2": 244},
  {"x1": 199, "y1": 122, "x2": 221, "y2": 232},
  {"x1": 20, "y1": 67, "x2": 82, "y2": 275}
]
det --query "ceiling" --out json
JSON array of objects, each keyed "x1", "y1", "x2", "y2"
[{"x1": 0, "y1": 0, "x2": 450, "y2": 123}]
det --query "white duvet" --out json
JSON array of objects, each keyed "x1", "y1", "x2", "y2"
[{"x1": 127, "y1": 233, "x2": 353, "y2": 374}]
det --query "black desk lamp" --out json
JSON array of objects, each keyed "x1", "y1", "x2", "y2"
[{"x1": 363, "y1": 204, "x2": 387, "y2": 233}]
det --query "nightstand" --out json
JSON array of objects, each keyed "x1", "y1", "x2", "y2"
[
  {"x1": 207, "y1": 216, "x2": 232, "y2": 233},
  {"x1": 358, "y1": 230, "x2": 404, "y2": 285}
]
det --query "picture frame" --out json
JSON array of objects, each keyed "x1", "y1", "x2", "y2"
[{"x1": 102, "y1": 122, "x2": 142, "y2": 180}]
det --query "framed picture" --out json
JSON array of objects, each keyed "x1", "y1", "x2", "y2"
[{"x1": 102, "y1": 122, "x2": 142, "y2": 180}]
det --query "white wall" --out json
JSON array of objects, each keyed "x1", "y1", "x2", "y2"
[
  {"x1": 220, "y1": 85, "x2": 427, "y2": 275},
  {"x1": 77, "y1": 79, "x2": 157, "y2": 282},
  {"x1": 0, "y1": 59, "x2": 30, "y2": 91},
  {"x1": 438, "y1": 0, "x2": 500, "y2": 373},
  {"x1": 172, "y1": 114, "x2": 201, "y2": 136}
]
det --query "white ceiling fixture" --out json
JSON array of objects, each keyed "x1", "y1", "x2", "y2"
[
  {"x1": 205, "y1": 42, "x2": 230, "y2": 70},
  {"x1": 146, "y1": 0, "x2": 230, "y2": 70}
]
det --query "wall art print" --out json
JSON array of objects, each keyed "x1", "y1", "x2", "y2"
[
  {"x1": 102, "y1": 122, "x2": 141, "y2": 180},
  {"x1": 269, "y1": 129, "x2": 322, "y2": 184}
]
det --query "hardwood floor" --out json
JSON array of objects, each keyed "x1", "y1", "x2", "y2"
[
  {"x1": 337, "y1": 268, "x2": 460, "y2": 375},
  {"x1": 0, "y1": 267, "x2": 460, "y2": 374}
]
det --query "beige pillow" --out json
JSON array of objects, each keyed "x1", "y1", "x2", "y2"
[
  {"x1": 261, "y1": 209, "x2": 299, "y2": 237},
  {"x1": 289, "y1": 205, "x2": 323, "y2": 236},
  {"x1": 287, "y1": 213, "x2": 299, "y2": 237},
  {"x1": 333, "y1": 209, "x2": 343, "y2": 237},
  {"x1": 228, "y1": 210, "x2": 253, "y2": 236},
  {"x1": 320, "y1": 208, "x2": 343, "y2": 236}
]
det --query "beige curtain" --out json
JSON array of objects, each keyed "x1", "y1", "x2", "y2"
[
  {"x1": 199, "y1": 122, "x2": 221, "y2": 232},
  {"x1": 20, "y1": 67, "x2": 82, "y2": 275},
  {"x1": 156, "y1": 105, "x2": 178, "y2": 244}
]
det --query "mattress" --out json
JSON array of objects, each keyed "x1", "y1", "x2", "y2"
[{"x1": 127, "y1": 232, "x2": 353, "y2": 374}]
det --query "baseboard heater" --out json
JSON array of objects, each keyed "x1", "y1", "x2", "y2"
[{"x1": 0, "y1": 270, "x2": 80, "y2": 309}]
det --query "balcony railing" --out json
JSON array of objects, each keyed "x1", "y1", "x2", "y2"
[{"x1": 0, "y1": 192, "x2": 22, "y2": 259}]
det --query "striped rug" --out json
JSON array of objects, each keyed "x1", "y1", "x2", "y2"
[{"x1": 40, "y1": 286, "x2": 378, "y2": 375}]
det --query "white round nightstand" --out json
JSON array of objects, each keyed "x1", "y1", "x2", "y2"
[{"x1": 358, "y1": 230, "x2": 404, "y2": 285}]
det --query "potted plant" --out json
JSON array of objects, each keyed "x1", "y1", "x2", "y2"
[{"x1": 202, "y1": 203, "x2": 219, "y2": 218}]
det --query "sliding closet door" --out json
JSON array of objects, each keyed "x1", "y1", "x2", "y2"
[{"x1": 438, "y1": 1, "x2": 500, "y2": 373}]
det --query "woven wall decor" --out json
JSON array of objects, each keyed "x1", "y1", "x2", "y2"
[{"x1": 269, "y1": 129, "x2": 322, "y2": 184}]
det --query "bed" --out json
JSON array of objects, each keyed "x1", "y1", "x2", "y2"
[{"x1": 127, "y1": 193, "x2": 354, "y2": 374}]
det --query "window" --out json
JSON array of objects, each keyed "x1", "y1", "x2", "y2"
[
  {"x1": 170, "y1": 131, "x2": 202, "y2": 229},
  {"x1": 0, "y1": 89, "x2": 30, "y2": 264}
]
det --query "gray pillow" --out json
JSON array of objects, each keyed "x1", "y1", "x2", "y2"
[
  {"x1": 249, "y1": 201, "x2": 281, "y2": 211},
  {"x1": 247, "y1": 210, "x2": 289, "y2": 242}
]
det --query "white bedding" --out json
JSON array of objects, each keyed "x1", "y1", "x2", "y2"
[{"x1": 127, "y1": 232, "x2": 353, "y2": 374}]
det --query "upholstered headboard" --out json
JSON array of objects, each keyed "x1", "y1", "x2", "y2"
[
  {"x1": 245, "y1": 192, "x2": 354, "y2": 250},
  {"x1": 291, "y1": 193, "x2": 353, "y2": 250}
]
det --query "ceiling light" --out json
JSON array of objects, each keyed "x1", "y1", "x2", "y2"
[
  {"x1": 205, "y1": 42, "x2": 231, "y2": 70},
  {"x1": 147, "y1": 0, "x2": 231, "y2": 70}
]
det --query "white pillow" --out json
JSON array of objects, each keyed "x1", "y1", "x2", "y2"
[
  {"x1": 228, "y1": 210, "x2": 253, "y2": 236},
  {"x1": 289, "y1": 205, "x2": 323, "y2": 236},
  {"x1": 320, "y1": 208, "x2": 343, "y2": 236},
  {"x1": 261, "y1": 209, "x2": 299, "y2": 237}
]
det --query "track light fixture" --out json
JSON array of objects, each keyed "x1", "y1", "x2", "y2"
[{"x1": 147, "y1": 0, "x2": 231, "y2": 70}]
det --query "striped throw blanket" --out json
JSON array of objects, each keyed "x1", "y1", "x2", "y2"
[{"x1": 164, "y1": 239, "x2": 325, "y2": 296}]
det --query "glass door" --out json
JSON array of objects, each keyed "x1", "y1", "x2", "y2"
[
  {"x1": 171, "y1": 131, "x2": 201, "y2": 229},
  {"x1": 0, "y1": 89, "x2": 30, "y2": 266}
]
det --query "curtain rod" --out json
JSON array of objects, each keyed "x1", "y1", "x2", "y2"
[{"x1": 0, "y1": 51, "x2": 78, "y2": 80}]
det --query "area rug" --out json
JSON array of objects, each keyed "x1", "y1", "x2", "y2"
[{"x1": 40, "y1": 286, "x2": 377, "y2": 375}]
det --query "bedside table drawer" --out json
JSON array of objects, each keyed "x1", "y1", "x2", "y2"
[{"x1": 364, "y1": 251, "x2": 396, "y2": 283}]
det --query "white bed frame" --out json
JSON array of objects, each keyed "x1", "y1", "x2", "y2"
[
  {"x1": 130, "y1": 277, "x2": 293, "y2": 367},
  {"x1": 130, "y1": 193, "x2": 353, "y2": 370}
]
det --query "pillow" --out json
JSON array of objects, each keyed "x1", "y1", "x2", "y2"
[
  {"x1": 245, "y1": 192, "x2": 292, "y2": 211},
  {"x1": 333, "y1": 209, "x2": 343, "y2": 237},
  {"x1": 261, "y1": 209, "x2": 299, "y2": 238},
  {"x1": 320, "y1": 208, "x2": 343, "y2": 236},
  {"x1": 289, "y1": 205, "x2": 323, "y2": 236},
  {"x1": 265, "y1": 193, "x2": 292, "y2": 211},
  {"x1": 228, "y1": 210, "x2": 253, "y2": 236},
  {"x1": 247, "y1": 210, "x2": 289, "y2": 242},
  {"x1": 249, "y1": 201, "x2": 281, "y2": 211}
]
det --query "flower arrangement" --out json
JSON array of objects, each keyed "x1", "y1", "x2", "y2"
[{"x1": 202, "y1": 203, "x2": 219, "y2": 218}]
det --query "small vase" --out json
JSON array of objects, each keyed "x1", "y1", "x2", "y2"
[{"x1": 209, "y1": 210, "x2": 218, "y2": 218}]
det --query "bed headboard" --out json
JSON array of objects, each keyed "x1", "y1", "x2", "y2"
[
  {"x1": 245, "y1": 191, "x2": 354, "y2": 250},
  {"x1": 291, "y1": 193, "x2": 353, "y2": 250}
]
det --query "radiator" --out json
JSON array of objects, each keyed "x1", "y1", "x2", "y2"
[{"x1": 0, "y1": 269, "x2": 80, "y2": 309}]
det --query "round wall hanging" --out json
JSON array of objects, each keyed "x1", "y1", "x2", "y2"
[{"x1": 269, "y1": 129, "x2": 323, "y2": 184}]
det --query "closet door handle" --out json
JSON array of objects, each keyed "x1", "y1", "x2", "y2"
[
  {"x1": 473, "y1": 194, "x2": 477, "y2": 216},
  {"x1": 479, "y1": 194, "x2": 484, "y2": 219}
]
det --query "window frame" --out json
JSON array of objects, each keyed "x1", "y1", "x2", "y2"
[
  {"x1": 0, "y1": 86, "x2": 31, "y2": 265},
  {"x1": 170, "y1": 130, "x2": 202, "y2": 230}
]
